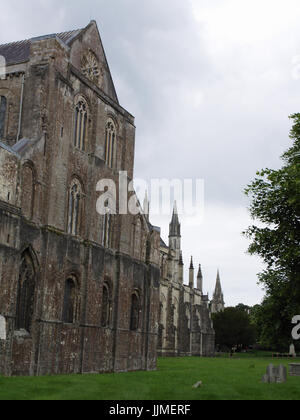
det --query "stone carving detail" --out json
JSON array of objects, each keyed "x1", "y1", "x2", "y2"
[{"x1": 81, "y1": 50, "x2": 103, "y2": 86}]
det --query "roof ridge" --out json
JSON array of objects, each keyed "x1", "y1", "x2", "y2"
[
  {"x1": 0, "y1": 28, "x2": 84, "y2": 65},
  {"x1": 0, "y1": 28, "x2": 83, "y2": 48}
]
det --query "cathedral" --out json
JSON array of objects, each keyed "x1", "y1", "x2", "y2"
[
  {"x1": 156, "y1": 204, "x2": 220, "y2": 357},
  {"x1": 0, "y1": 21, "x2": 223, "y2": 376}
]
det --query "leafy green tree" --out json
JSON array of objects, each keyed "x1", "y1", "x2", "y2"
[
  {"x1": 213, "y1": 307, "x2": 256, "y2": 351},
  {"x1": 244, "y1": 114, "x2": 300, "y2": 350},
  {"x1": 236, "y1": 303, "x2": 251, "y2": 314}
]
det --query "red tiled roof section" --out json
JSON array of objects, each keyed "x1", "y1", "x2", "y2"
[{"x1": 0, "y1": 29, "x2": 83, "y2": 65}]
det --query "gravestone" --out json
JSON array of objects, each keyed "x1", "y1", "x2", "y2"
[
  {"x1": 277, "y1": 365, "x2": 287, "y2": 383},
  {"x1": 266, "y1": 364, "x2": 276, "y2": 383},
  {"x1": 0, "y1": 315, "x2": 6, "y2": 340},
  {"x1": 289, "y1": 364, "x2": 300, "y2": 377},
  {"x1": 289, "y1": 344, "x2": 296, "y2": 357},
  {"x1": 262, "y1": 364, "x2": 287, "y2": 383}
]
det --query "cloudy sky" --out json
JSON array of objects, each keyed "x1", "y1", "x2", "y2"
[{"x1": 1, "y1": 0, "x2": 299, "y2": 306}]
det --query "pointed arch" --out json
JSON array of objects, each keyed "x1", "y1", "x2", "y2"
[
  {"x1": 101, "y1": 279, "x2": 112, "y2": 327},
  {"x1": 101, "y1": 200, "x2": 113, "y2": 248},
  {"x1": 74, "y1": 95, "x2": 89, "y2": 151},
  {"x1": 67, "y1": 177, "x2": 84, "y2": 236},
  {"x1": 62, "y1": 275, "x2": 80, "y2": 324},
  {"x1": 130, "y1": 290, "x2": 141, "y2": 331},
  {"x1": 16, "y1": 248, "x2": 38, "y2": 333},
  {"x1": 104, "y1": 118, "x2": 117, "y2": 169}
]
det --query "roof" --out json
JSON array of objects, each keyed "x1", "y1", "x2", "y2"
[
  {"x1": 160, "y1": 237, "x2": 168, "y2": 248},
  {"x1": 0, "y1": 140, "x2": 20, "y2": 157},
  {"x1": 0, "y1": 29, "x2": 83, "y2": 65},
  {"x1": 0, "y1": 21, "x2": 120, "y2": 105},
  {"x1": 12, "y1": 137, "x2": 35, "y2": 155}
]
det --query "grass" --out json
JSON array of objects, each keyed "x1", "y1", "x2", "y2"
[{"x1": 0, "y1": 356, "x2": 300, "y2": 400}]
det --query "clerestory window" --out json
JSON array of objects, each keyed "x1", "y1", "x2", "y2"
[
  {"x1": 74, "y1": 98, "x2": 88, "y2": 151},
  {"x1": 105, "y1": 119, "x2": 116, "y2": 169},
  {"x1": 68, "y1": 179, "x2": 84, "y2": 236}
]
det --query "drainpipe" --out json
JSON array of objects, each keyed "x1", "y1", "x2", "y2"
[{"x1": 16, "y1": 73, "x2": 25, "y2": 142}]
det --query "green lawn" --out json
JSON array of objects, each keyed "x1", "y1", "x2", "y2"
[{"x1": 0, "y1": 356, "x2": 300, "y2": 400}]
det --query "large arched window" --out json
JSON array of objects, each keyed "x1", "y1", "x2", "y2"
[
  {"x1": 130, "y1": 292, "x2": 141, "y2": 331},
  {"x1": 105, "y1": 119, "x2": 116, "y2": 168},
  {"x1": 62, "y1": 277, "x2": 78, "y2": 324},
  {"x1": 16, "y1": 250, "x2": 36, "y2": 333},
  {"x1": 101, "y1": 282, "x2": 112, "y2": 327},
  {"x1": 0, "y1": 96, "x2": 7, "y2": 140},
  {"x1": 68, "y1": 179, "x2": 84, "y2": 236},
  {"x1": 74, "y1": 97, "x2": 88, "y2": 151}
]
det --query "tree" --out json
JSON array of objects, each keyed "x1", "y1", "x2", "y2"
[
  {"x1": 213, "y1": 307, "x2": 256, "y2": 351},
  {"x1": 244, "y1": 114, "x2": 300, "y2": 350},
  {"x1": 236, "y1": 303, "x2": 251, "y2": 314}
]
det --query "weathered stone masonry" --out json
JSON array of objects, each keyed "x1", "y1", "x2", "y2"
[
  {"x1": 0, "y1": 20, "x2": 219, "y2": 376},
  {"x1": 0, "y1": 21, "x2": 161, "y2": 376},
  {"x1": 157, "y1": 206, "x2": 215, "y2": 358}
]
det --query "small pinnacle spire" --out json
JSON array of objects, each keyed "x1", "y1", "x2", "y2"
[
  {"x1": 169, "y1": 201, "x2": 181, "y2": 237},
  {"x1": 179, "y1": 251, "x2": 184, "y2": 266},
  {"x1": 189, "y1": 256, "x2": 194, "y2": 289},
  {"x1": 211, "y1": 269, "x2": 225, "y2": 313},
  {"x1": 215, "y1": 270, "x2": 221, "y2": 290},
  {"x1": 190, "y1": 256, "x2": 194, "y2": 270},
  {"x1": 197, "y1": 264, "x2": 203, "y2": 293},
  {"x1": 214, "y1": 269, "x2": 224, "y2": 299}
]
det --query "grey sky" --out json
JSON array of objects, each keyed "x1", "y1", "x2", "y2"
[{"x1": 1, "y1": 0, "x2": 299, "y2": 306}]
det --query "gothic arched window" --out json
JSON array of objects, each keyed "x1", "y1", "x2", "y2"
[
  {"x1": 74, "y1": 98, "x2": 88, "y2": 151},
  {"x1": 103, "y1": 213, "x2": 112, "y2": 248},
  {"x1": 62, "y1": 277, "x2": 78, "y2": 324},
  {"x1": 68, "y1": 179, "x2": 84, "y2": 236},
  {"x1": 16, "y1": 250, "x2": 36, "y2": 333},
  {"x1": 0, "y1": 96, "x2": 7, "y2": 140},
  {"x1": 102, "y1": 199, "x2": 113, "y2": 248},
  {"x1": 101, "y1": 282, "x2": 112, "y2": 327},
  {"x1": 130, "y1": 292, "x2": 141, "y2": 331},
  {"x1": 105, "y1": 119, "x2": 116, "y2": 169}
]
